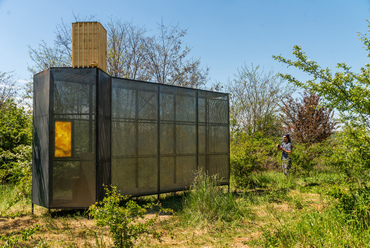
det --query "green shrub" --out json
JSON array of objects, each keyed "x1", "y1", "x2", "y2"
[
  {"x1": 0, "y1": 99, "x2": 32, "y2": 185},
  {"x1": 1, "y1": 145, "x2": 32, "y2": 193},
  {"x1": 231, "y1": 132, "x2": 280, "y2": 188},
  {"x1": 328, "y1": 125, "x2": 370, "y2": 184},
  {"x1": 291, "y1": 139, "x2": 335, "y2": 176},
  {"x1": 89, "y1": 186, "x2": 160, "y2": 248}
]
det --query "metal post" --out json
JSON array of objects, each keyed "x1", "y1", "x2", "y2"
[
  {"x1": 196, "y1": 91, "x2": 199, "y2": 171},
  {"x1": 157, "y1": 84, "x2": 161, "y2": 199}
]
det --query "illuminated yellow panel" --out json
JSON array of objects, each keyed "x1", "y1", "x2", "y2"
[{"x1": 55, "y1": 121, "x2": 72, "y2": 157}]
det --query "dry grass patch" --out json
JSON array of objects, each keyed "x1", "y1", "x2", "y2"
[{"x1": 0, "y1": 208, "x2": 114, "y2": 247}]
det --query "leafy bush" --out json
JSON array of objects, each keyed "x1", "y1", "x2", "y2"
[
  {"x1": 231, "y1": 132, "x2": 280, "y2": 188},
  {"x1": 291, "y1": 138, "x2": 335, "y2": 176},
  {"x1": 0, "y1": 99, "x2": 32, "y2": 185},
  {"x1": 0, "y1": 100, "x2": 32, "y2": 151},
  {"x1": 328, "y1": 125, "x2": 370, "y2": 184},
  {"x1": 88, "y1": 186, "x2": 160, "y2": 248},
  {"x1": 0, "y1": 145, "x2": 32, "y2": 208}
]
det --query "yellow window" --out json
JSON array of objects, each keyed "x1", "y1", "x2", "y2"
[{"x1": 55, "y1": 121, "x2": 72, "y2": 157}]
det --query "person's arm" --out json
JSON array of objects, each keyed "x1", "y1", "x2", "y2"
[{"x1": 280, "y1": 147, "x2": 292, "y2": 154}]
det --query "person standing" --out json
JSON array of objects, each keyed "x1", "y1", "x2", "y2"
[{"x1": 277, "y1": 134, "x2": 293, "y2": 176}]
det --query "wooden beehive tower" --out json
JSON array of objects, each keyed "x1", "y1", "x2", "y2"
[{"x1": 72, "y1": 22, "x2": 107, "y2": 72}]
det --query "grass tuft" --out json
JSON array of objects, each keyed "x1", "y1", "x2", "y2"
[{"x1": 180, "y1": 171, "x2": 251, "y2": 228}]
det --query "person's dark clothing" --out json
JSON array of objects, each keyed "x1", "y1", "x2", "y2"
[
  {"x1": 281, "y1": 142, "x2": 292, "y2": 159},
  {"x1": 281, "y1": 142, "x2": 292, "y2": 175}
]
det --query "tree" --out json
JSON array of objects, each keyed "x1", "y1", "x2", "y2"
[
  {"x1": 143, "y1": 21, "x2": 209, "y2": 87},
  {"x1": 28, "y1": 15, "x2": 95, "y2": 74},
  {"x1": 228, "y1": 64, "x2": 292, "y2": 137},
  {"x1": 0, "y1": 71, "x2": 17, "y2": 109},
  {"x1": 272, "y1": 21, "x2": 370, "y2": 184},
  {"x1": 28, "y1": 17, "x2": 209, "y2": 88},
  {"x1": 106, "y1": 18, "x2": 150, "y2": 80},
  {"x1": 280, "y1": 91, "x2": 336, "y2": 144},
  {"x1": 272, "y1": 21, "x2": 370, "y2": 129}
]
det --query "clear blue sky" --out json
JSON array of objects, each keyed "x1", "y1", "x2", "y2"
[{"x1": 1, "y1": 0, "x2": 370, "y2": 90}]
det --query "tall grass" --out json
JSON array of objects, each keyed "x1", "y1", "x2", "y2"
[
  {"x1": 0, "y1": 184, "x2": 13, "y2": 211},
  {"x1": 0, "y1": 184, "x2": 30, "y2": 215},
  {"x1": 248, "y1": 171, "x2": 370, "y2": 247},
  {"x1": 256, "y1": 205, "x2": 370, "y2": 247},
  {"x1": 246, "y1": 170, "x2": 296, "y2": 190},
  {"x1": 180, "y1": 171, "x2": 251, "y2": 227}
]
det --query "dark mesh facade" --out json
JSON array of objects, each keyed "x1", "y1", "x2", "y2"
[
  {"x1": 32, "y1": 70, "x2": 50, "y2": 208},
  {"x1": 111, "y1": 79, "x2": 229, "y2": 196},
  {"x1": 33, "y1": 68, "x2": 110, "y2": 208},
  {"x1": 33, "y1": 67, "x2": 229, "y2": 209},
  {"x1": 50, "y1": 68, "x2": 99, "y2": 208}
]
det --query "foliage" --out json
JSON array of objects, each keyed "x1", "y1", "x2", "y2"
[
  {"x1": 328, "y1": 125, "x2": 370, "y2": 184},
  {"x1": 273, "y1": 21, "x2": 370, "y2": 130},
  {"x1": 280, "y1": 91, "x2": 336, "y2": 144},
  {"x1": 290, "y1": 137, "x2": 335, "y2": 175},
  {"x1": 230, "y1": 132, "x2": 280, "y2": 188},
  {"x1": 228, "y1": 64, "x2": 291, "y2": 136},
  {"x1": 181, "y1": 171, "x2": 248, "y2": 227},
  {"x1": 0, "y1": 145, "x2": 32, "y2": 204},
  {"x1": 0, "y1": 71, "x2": 17, "y2": 109},
  {"x1": 28, "y1": 17, "x2": 209, "y2": 89},
  {"x1": 0, "y1": 99, "x2": 32, "y2": 185},
  {"x1": 272, "y1": 21, "x2": 370, "y2": 188},
  {"x1": 88, "y1": 185, "x2": 160, "y2": 248}
]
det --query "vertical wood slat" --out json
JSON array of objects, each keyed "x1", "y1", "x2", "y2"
[{"x1": 72, "y1": 22, "x2": 107, "y2": 72}]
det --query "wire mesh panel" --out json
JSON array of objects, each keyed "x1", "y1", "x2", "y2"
[
  {"x1": 97, "y1": 70, "x2": 112, "y2": 201},
  {"x1": 111, "y1": 79, "x2": 229, "y2": 195},
  {"x1": 33, "y1": 70, "x2": 51, "y2": 208},
  {"x1": 198, "y1": 91, "x2": 229, "y2": 184},
  {"x1": 50, "y1": 68, "x2": 97, "y2": 208},
  {"x1": 112, "y1": 78, "x2": 159, "y2": 196},
  {"x1": 159, "y1": 85, "x2": 197, "y2": 192}
]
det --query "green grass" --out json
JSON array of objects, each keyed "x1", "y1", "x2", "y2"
[
  {"x1": 2, "y1": 169, "x2": 370, "y2": 247},
  {"x1": 179, "y1": 172, "x2": 252, "y2": 228},
  {"x1": 0, "y1": 184, "x2": 31, "y2": 217},
  {"x1": 0, "y1": 184, "x2": 14, "y2": 210}
]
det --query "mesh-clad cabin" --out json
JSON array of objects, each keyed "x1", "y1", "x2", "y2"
[{"x1": 32, "y1": 67, "x2": 230, "y2": 209}]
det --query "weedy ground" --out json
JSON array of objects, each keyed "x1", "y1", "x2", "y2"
[{"x1": 0, "y1": 170, "x2": 355, "y2": 247}]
